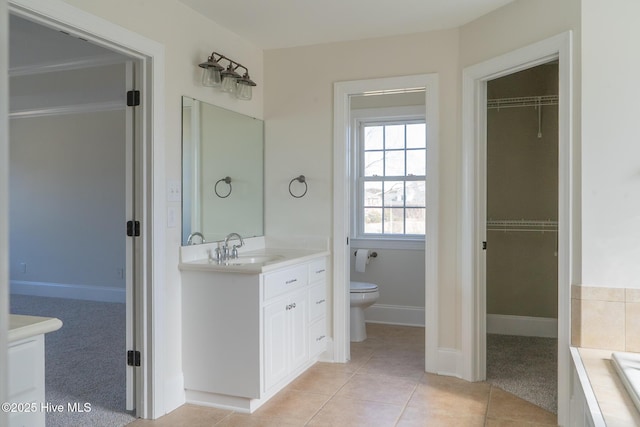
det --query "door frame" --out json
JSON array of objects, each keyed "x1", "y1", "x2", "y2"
[
  {"x1": 332, "y1": 74, "x2": 439, "y2": 370},
  {"x1": 5, "y1": 0, "x2": 166, "y2": 419},
  {"x1": 0, "y1": 0, "x2": 9, "y2": 422},
  {"x1": 460, "y1": 31, "x2": 573, "y2": 425}
]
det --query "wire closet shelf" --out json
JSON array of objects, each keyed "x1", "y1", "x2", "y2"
[
  {"x1": 486, "y1": 219, "x2": 558, "y2": 233},
  {"x1": 487, "y1": 95, "x2": 559, "y2": 110}
]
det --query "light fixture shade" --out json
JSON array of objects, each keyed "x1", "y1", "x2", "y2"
[
  {"x1": 236, "y1": 83, "x2": 252, "y2": 100},
  {"x1": 199, "y1": 55, "x2": 224, "y2": 87},
  {"x1": 202, "y1": 67, "x2": 222, "y2": 87},
  {"x1": 220, "y1": 64, "x2": 240, "y2": 93}
]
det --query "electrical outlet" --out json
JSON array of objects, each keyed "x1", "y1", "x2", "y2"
[
  {"x1": 117, "y1": 268, "x2": 124, "y2": 279},
  {"x1": 20, "y1": 262, "x2": 27, "y2": 274}
]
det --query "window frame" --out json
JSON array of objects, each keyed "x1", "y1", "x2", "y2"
[{"x1": 351, "y1": 105, "x2": 426, "y2": 246}]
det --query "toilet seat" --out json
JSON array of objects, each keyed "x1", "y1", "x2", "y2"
[{"x1": 350, "y1": 281, "x2": 379, "y2": 293}]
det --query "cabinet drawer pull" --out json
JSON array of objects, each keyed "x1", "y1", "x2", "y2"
[
  {"x1": 315, "y1": 269, "x2": 326, "y2": 274},
  {"x1": 315, "y1": 299, "x2": 325, "y2": 305},
  {"x1": 285, "y1": 278, "x2": 297, "y2": 284},
  {"x1": 316, "y1": 335, "x2": 325, "y2": 342},
  {"x1": 285, "y1": 303, "x2": 297, "y2": 311}
]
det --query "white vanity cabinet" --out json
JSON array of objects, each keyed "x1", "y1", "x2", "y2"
[{"x1": 181, "y1": 255, "x2": 328, "y2": 413}]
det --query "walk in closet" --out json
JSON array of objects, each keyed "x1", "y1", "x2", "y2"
[{"x1": 485, "y1": 62, "x2": 559, "y2": 413}]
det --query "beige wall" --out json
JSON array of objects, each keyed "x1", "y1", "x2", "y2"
[
  {"x1": 264, "y1": 29, "x2": 460, "y2": 347},
  {"x1": 486, "y1": 65, "x2": 559, "y2": 319}
]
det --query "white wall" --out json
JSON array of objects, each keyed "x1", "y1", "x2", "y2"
[
  {"x1": 10, "y1": 110, "x2": 126, "y2": 292},
  {"x1": 581, "y1": 0, "x2": 640, "y2": 289}
]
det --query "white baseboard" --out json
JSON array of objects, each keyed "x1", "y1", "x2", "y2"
[
  {"x1": 10, "y1": 280, "x2": 125, "y2": 303},
  {"x1": 487, "y1": 314, "x2": 558, "y2": 338},
  {"x1": 364, "y1": 304, "x2": 425, "y2": 327},
  {"x1": 437, "y1": 348, "x2": 462, "y2": 377}
]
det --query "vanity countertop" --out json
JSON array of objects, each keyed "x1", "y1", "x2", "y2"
[
  {"x1": 179, "y1": 248, "x2": 330, "y2": 274},
  {"x1": 9, "y1": 314, "x2": 63, "y2": 343}
]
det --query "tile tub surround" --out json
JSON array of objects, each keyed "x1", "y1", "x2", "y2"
[
  {"x1": 571, "y1": 285, "x2": 640, "y2": 351},
  {"x1": 128, "y1": 324, "x2": 557, "y2": 426}
]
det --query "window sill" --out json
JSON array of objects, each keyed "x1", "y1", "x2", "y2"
[{"x1": 351, "y1": 238, "x2": 425, "y2": 251}]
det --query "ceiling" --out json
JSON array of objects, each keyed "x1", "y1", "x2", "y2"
[{"x1": 179, "y1": 0, "x2": 516, "y2": 50}]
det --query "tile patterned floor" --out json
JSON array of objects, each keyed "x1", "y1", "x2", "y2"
[{"x1": 128, "y1": 324, "x2": 557, "y2": 426}]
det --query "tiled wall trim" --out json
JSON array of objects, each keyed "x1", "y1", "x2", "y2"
[{"x1": 572, "y1": 285, "x2": 640, "y2": 352}]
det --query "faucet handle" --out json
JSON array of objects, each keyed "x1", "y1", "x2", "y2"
[{"x1": 231, "y1": 245, "x2": 239, "y2": 259}]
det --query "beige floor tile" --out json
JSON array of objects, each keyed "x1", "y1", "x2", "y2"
[
  {"x1": 127, "y1": 404, "x2": 231, "y2": 427},
  {"x1": 252, "y1": 390, "x2": 329, "y2": 423},
  {"x1": 485, "y1": 417, "x2": 558, "y2": 426},
  {"x1": 487, "y1": 387, "x2": 557, "y2": 425},
  {"x1": 335, "y1": 373, "x2": 419, "y2": 405},
  {"x1": 359, "y1": 348, "x2": 425, "y2": 379},
  {"x1": 406, "y1": 374, "x2": 491, "y2": 417},
  {"x1": 306, "y1": 397, "x2": 403, "y2": 426},
  {"x1": 214, "y1": 413, "x2": 303, "y2": 426},
  {"x1": 286, "y1": 364, "x2": 354, "y2": 395},
  {"x1": 396, "y1": 406, "x2": 485, "y2": 427}
]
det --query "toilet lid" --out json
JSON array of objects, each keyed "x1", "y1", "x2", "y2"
[{"x1": 350, "y1": 281, "x2": 379, "y2": 293}]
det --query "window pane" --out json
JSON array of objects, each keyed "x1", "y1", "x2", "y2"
[
  {"x1": 405, "y1": 181, "x2": 425, "y2": 206},
  {"x1": 406, "y1": 149, "x2": 426, "y2": 176},
  {"x1": 406, "y1": 123, "x2": 426, "y2": 148},
  {"x1": 364, "y1": 126, "x2": 383, "y2": 150},
  {"x1": 385, "y1": 150, "x2": 404, "y2": 176},
  {"x1": 383, "y1": 208, "x2": 405, "y2": 234},
  {"x1": 406, "y1": 208, "x2": 426, "y2": 234},
  {"x1": 383, "y1": 181, "x2": 404, "y2": 207},
  {"x1": 363, "y1": 181, "x2": 382, "y2": 206},
  {"x1": 364, "y1": 151, "x2": 383, "y2": 176},
  {"x1": 364, "y1": 208, "x2": 382, "y2": 234},
  {"x1": 385, "y1": 125, "x2": 405, "y2": 149}
]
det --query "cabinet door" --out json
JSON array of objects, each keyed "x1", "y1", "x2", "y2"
[
  {"x1": 263, "y1": 301, "x2": 288, "y2": 391},
  {"x1": 289, "y1": 289, "x2": 309, "y2": 371}
]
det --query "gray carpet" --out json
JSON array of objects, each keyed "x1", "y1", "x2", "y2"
[
  {"x1": 10, "y1": 295, "x2": 136, "y2": 427},
  {"x1": 486, "y1": 333, "x2": 557, "y2": 414}
]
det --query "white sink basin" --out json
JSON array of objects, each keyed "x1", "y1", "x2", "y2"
[{"x1": 612, "y1": 352, "x2": 640, "y2": 414}]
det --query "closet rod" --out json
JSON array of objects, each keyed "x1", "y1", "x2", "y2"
[{"x1": 487, "y1": 95, "x2": 558, "y2": 110}]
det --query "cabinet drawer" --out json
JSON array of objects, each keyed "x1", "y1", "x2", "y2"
[
  {"x1": 309, "y1": 318, "x2": 327, "y2": 357},
  {"x1": 309, "y1": 282, "x2": 326, "y2": 322},
  {"x1": 264, "y1": 265, "x2": 308, "y2": 301},
  {"x1": 309, "y1": 258, "x2": 326, "y2": 284}
]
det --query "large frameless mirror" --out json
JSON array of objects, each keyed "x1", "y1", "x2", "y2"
[{"x1": 181, "y1": 96, "x2": 264, "y2": 245}]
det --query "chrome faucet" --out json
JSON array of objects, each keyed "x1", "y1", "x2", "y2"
[
  {"x1": 213, "y1": 233, "x2": 245, "y2": 262},
  {"x1": 223, "y1": 232, "x2": 244, "y2": 259},
  {"x1": 187, "y1": 232, "x2": 205, "y2": 245}
]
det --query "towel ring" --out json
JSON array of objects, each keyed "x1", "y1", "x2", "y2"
[
  {"x1": 214, "y1": 176, "x2": 232, "y2": 198},
  {"x1": 288, "y1": 175, "x2": 308, "y2": 198}
]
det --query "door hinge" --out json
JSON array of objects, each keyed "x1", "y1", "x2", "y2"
[
  {"x1": 482, "y1": 241, "x2": 487, "y2": 250},
  {"x1": 126, "y1": 90, "x2": 141, "y2": 107},
  {"x1": 126, "y1": 220, "x2": 141, "y2": 237},
  {"x1": 127, "y1": 350, "x2": 141, "y2": 367}
]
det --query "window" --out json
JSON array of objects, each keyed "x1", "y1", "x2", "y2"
[{"x1": 355, "y1": 116, "x2": 426, "y2": 239}]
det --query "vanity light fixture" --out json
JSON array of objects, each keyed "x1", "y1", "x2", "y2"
[{"x1": 199, "y1": 51, "x2": 257, "y2": 100}]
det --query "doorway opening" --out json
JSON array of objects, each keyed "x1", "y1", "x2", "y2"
[
  {"x1": 332, "y1": 74, "x2": 439, "y2": 370},
  {"x1": 484, "y1": 62, "x2": 559, "y2": 414},
  {"x1": 8, "y1": 13, "x2": 138, "y2": 424},
  {"x1": 460, "y1": 31, "x2": 573, "y2": 426}
]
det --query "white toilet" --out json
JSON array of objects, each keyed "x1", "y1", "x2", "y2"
[{"x1": 350, "y1": 281, "x2": 380, "y2": 342}]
